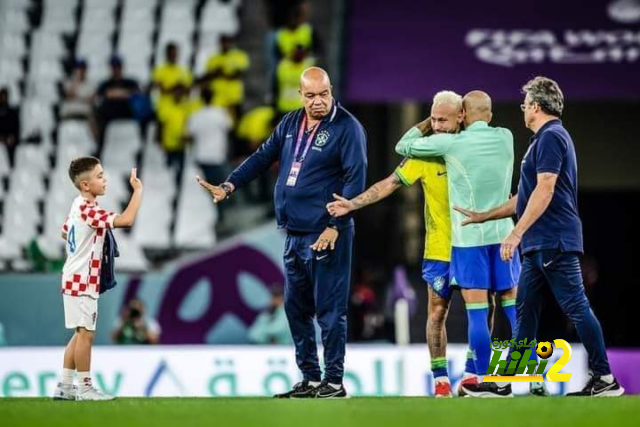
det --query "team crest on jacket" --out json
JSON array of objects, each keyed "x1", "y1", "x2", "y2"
[{"x1": 315, "y1": 130, "x2": 330, "y2": 147}]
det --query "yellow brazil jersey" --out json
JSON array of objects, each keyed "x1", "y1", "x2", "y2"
[
  {"x1": 395, "y1": 157, "x2": 451, "y2": 262},
  {"x1": 152, "y1": 63, "x2": 193, "y2": 91},
  {"x1": 152, "y1": 63, "x2": 193, "y2": 111},
  {"x1": 206, "y1": 48, "x2": 250, "y2": 107}
]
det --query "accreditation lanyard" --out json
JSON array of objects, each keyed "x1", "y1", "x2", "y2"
[{"x1": 286, "y1": 115, "x2": 321, "y2": 187}]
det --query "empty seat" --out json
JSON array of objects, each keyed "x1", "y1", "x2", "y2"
[
  {"x1": 174, "y1": 161, "x2": 217, "y2": 248},
  {"x1": 14, "y1": 145, "x2": 50, "y2": 176},
  {"x1": 200, "y1": 0, "x2": 240, "y2": 35},
  {"x1": 20, "y1": 99, "x2": 55, "y2": 139}
]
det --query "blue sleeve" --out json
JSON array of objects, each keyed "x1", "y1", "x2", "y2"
[
  {"x1": 227, "y1": 118, "x2": 285, "y2": 189},
  {"x1": 329, "y1": 121, "x2": 368, "y2": 228},
  {"x1": 535, "y1": 131, "x2": 566, "y2": 174}
]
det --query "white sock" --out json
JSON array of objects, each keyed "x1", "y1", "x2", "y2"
[
  {"x1": 435, "y1": 376, "x2": 450, "y2": 384},
  {"x1": 462, "y1": 373, "x2": 478, "y2": 380},
  {"x1": 78, "y1": 371, "x2": 92, "y2": 389},
  {"x1": 61, "y1": 368, "x2": 75, "y2": 386},
  {"x1": 309, "y1": 381, "x2": 321, "y2": 388},
  {"x1": 600, "y1": 374, "x2": 614, "y2": 384},
  {"x1": 328, "y1": 383, "x2": 342, "y2": 390}
]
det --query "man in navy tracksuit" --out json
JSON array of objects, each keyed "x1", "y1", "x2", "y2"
[
  {"x1": 197, "y1": 67, "x2": 367, "y2": 398},
  {"x1": 457, "y1": 76, "x2": 624, "y2": 398}
]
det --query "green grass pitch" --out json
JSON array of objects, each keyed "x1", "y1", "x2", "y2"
[{"x1": 1, "y1": 397, "x2": 639, "y2": 427}]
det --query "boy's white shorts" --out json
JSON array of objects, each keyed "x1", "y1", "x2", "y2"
[{"x1": 63, "y1": 295, "x2": 98, "y2": 331}]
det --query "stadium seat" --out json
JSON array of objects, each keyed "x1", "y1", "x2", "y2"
[
  {"x1": 201, "y1": 0, "x2": 240, "y2": 35},
  {"x1": 131, "y1": 196, "x2": 173, "y2": 249},
  {"x1": 0, "y1": 8, "x2": 29, "y2": 33},
  {"x1": 58, "y1": 120, "x2": 96, "y2": 155},
  {"x1": 0, "y1": 59, "x2": 23, "y2": 81},
  {"x1": 30, "y1": 31, "x2": 67, "y2": 60},
  {"x1": 10, "y1": 169, "x2": 46, "y2": 201},
  {"x1": 20, "y1": 99, "x2": 55, "y2": 139},
  {"x1": 1, "y1": 192, "x2": 40, "y2": 247},
  {"x1": 29, "y1": 58, "x2": 65, "y2": 82},
  {"x1": 14, "y1": 145, "x2": 50, "y2": 177},
  {"x1": 173, "y1": 161, "x2": 217, "y2": 248},
  {"x1": 112, "y1": 233, "x2": 149, "y2": 271},
  {"x1": 25, "y1": 80, "x2": 60, "y2": 104},
  {"x1": 102, "y1": 120, "x2": 143, "y2": 176},
  {"x1": 0, "y1": 33, "x2": 28, "y2": 59}
]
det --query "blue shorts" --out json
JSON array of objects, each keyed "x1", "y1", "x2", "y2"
[
  {"x1": 422, "y1": 260, "x2": 452, "y2": 299},
  {"x1": 451, "y1": 244, "x2": 520, "y2": 292}
]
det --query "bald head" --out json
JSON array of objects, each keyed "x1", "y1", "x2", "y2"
[
  {"x1": 462, "y1": 90, "x2": 492, "y2": 126},
  {"x1": 299, "y1": 67, "x2": 333, "y2": 120},
  {"x1": 300, "y1": 67, "x2": 331, "y2": 89}
]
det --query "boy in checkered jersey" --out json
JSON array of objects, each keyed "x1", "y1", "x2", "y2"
[{"x1": 53, "y1": 157, "x2": 142, "y2": 401}]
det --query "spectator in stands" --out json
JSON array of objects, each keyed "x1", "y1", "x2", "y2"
[
  {"x1": 201, "y1": 35, "x2": 249, "y2": 120},
  {"x1": 273, "y1": 2, "x2": 320, "y2": 66},
  {"x1": 0, "y1": 86, "x2": 20, "y2": 167},
  {"x1": 60, "y1": 59, "x2": 97, "y2": 137},
  {"x1": 263, "y1": 0, "x2": 307, "y2": 104},
  {"x1": 275, "y1": 44, "x2": 315, "y2": 116},
  {"x1": 111, "y1": 299, "x2": 161, "y2": 345},
  {"x1": 187, "y1": 88, "x2": 232, "y2": 193},
  {"x1": 95, "y1": 56, "x2": 140, "y2": 147},
  {"x1": 152, "y1": 42, "x2": 193, "y2": 112},
  {"x1": 247, "y1": 287, "x2": 293, "y2": 345},
  {"x1": 158, "y1": 83, "x2": 194, "y2": 181}
]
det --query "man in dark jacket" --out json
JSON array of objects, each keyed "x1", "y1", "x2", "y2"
[{"x1": 197, "y1": 67, "x2": 367, "y2": 398}]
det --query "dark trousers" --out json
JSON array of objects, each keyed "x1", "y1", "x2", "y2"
[
  {"x1": 512, "y1": 249, "x2": 611, "y2": 376},
  {"x1": 283, "y1": 226, "x2": 354, "y2": 384}
]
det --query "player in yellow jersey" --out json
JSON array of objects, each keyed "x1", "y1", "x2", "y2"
[{"x1": 327, "y1": 91, "x2": 465, "y2": 397}]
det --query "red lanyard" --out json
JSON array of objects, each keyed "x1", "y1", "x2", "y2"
[{"x1": 293, "y1": 115, "x2": 321, "y2": 162}]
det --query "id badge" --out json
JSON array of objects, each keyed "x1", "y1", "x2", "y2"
[{"x1": 286, "y1": 162, "x2": 302, "y2": 187}]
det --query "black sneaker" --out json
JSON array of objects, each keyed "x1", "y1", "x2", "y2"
[
  {"x1": 461, "y1": 381, "x2": 513, "y2": 398},
  {"x1": 313, "y1": 380, "x2": 348, "y2": 399},
  {"x1": 273, "y1": 380, "x2": 318, "y2": 399},
  {"x1": 566, "y1": 375, "x2": 625, "y2": 397}
]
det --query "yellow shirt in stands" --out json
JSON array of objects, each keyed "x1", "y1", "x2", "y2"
[
  {"x1": 276, "y1": 23, "x2": 313, "y2": 58},
  {"x1": 276, "y1": 57, "x2": 316, "y2": 113},
  {"x1": 206, "y1": 48, "x2": 249, "y2": 107},
  {"x1": 157, "y1": 98, "x2": 199, "y2": 153},
  {"x1": 395, "y1": 158, "x2": 451, "y2": 262},
  {"x1": 152, "y1": 63, "x2": 193, "y2": 111}
]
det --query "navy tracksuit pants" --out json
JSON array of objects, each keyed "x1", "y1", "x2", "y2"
[
  {"x1": 283, "y1": 226, "x2": 354, "y2": 384},
  {"x1": 512, "y1": 249, "x2": 611, "y2": 376}
]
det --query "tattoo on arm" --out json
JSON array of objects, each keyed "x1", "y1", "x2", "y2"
[{"x1": 351, "y1": 175, "x2": 402, "y2": 210}]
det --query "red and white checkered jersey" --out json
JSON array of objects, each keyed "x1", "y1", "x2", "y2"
[{"x1": 61, "y1": 196, "x2": 117, "y2": 299}]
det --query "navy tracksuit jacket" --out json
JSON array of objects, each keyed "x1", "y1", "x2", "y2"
[{"x1": 228, "y1": 102, "x2": 367, "y2": 383}]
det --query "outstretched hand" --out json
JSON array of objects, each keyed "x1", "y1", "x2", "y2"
[
  {"x1": 196, "y1": 175, "x2": 227, "y2": 204},
  {"x1": 326, "y1": 193, "x2": 354, "y2": 218}
]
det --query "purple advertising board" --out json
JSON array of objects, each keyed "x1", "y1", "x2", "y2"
[{"x1": 345, "y1": 0, "x2": 640, "y2": 101}]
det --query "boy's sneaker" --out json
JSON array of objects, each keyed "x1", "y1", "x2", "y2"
[
  {"x1": 529, "y1": 382, "x2": 549, "y2": 396},
  {"x1": 273, "y1": 380, "x2": 318, "y2": 399},
  {"x1": 77, "y1": 386, "x2": 115, "y2": 401},
  {"x1": 53, "y1": 383, "x2": 77, "y2": 401},
  {"x1": 435, "y1": 380, "x2": 453, "y2": 398},
  {"x1": 313, "y1": 380, "x2": 348, "y2": 399},
  {"x1": 567, "y1": 375, "x2": 625, "y2": 397},
  {"x1": 457, "y1": 375, "x2": 478, "y2": 397},
  {"x1": 461, "y1": 381, "x2": 513, "y2": 398}
]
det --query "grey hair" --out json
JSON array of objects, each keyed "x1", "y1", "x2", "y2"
[
  {"x1": 522, "y1": 76, "x2": 564, "y2": 117},
  {"x1": 433, "y1": 90, "x2": 463, "y2": 110}
]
